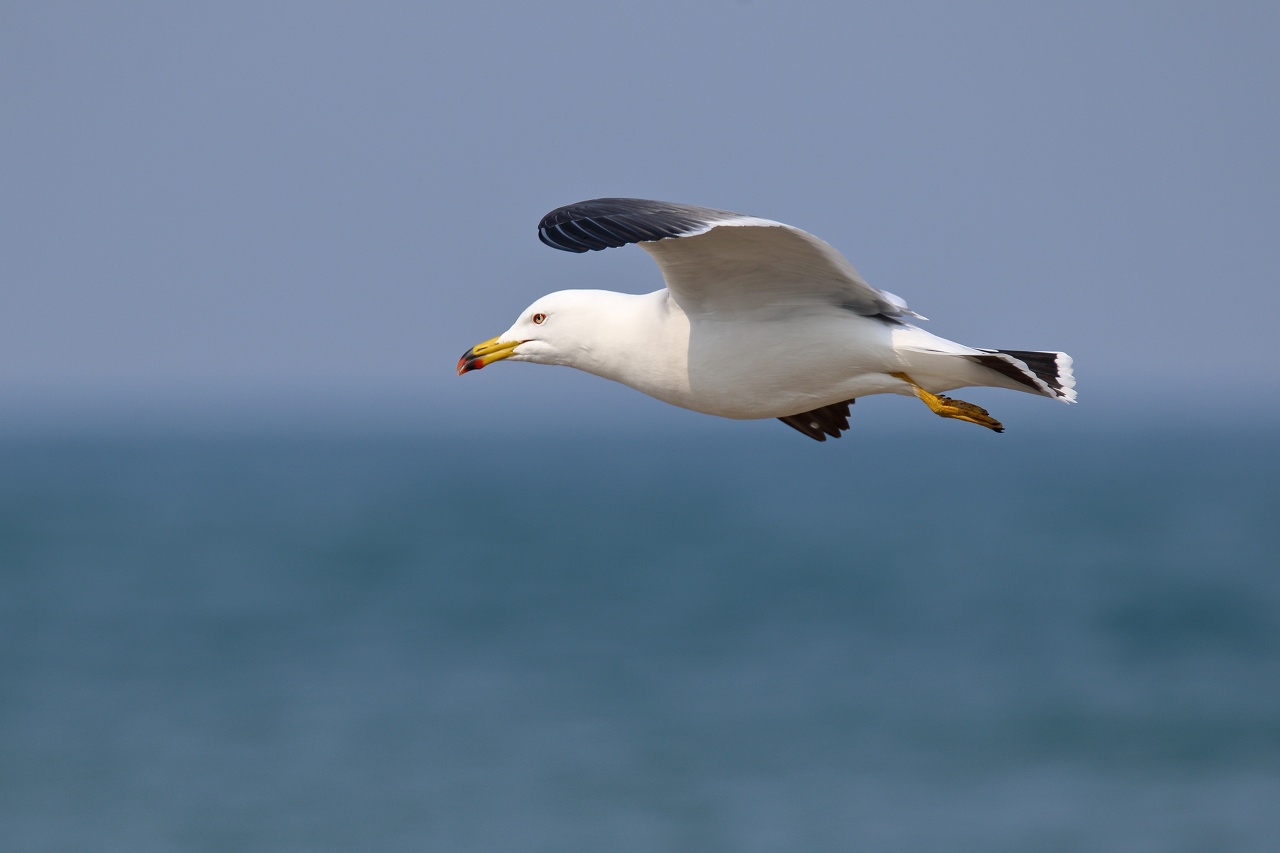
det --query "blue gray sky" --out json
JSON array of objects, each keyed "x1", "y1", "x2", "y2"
[{"x1": 2, "y1": 2, "x2": 1277, "y2": 432}]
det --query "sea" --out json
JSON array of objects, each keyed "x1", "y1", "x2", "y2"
[{"x1": 1, "y1": 419, "x2": 1278, "y2": 852}]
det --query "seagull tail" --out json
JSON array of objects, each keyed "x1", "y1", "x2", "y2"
[{"x1": 970, "y1": 349, "x2": 1077, "y2": 403}]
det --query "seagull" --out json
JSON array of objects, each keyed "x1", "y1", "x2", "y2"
[{"x1": 458, "y1": 198, "x2": 1075, "y2": 440}]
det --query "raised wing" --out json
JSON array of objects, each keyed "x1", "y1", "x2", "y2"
[{"x1": 537, "y1": 198, "x2": 918, "y2": 320}]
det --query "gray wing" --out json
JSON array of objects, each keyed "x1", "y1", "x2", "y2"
[{"x1": 537, "y1": 198, "x2": 918, "y2": 320}]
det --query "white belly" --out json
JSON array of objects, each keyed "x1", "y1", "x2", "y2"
[{"x1": 630, "y1": 310, "x2": 907, "y2": 419}]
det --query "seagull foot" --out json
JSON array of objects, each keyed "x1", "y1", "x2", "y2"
[
  {"x1": 891, "y1": 373, "x2": 1004, "y2": 432},
  {"x1": 927, "y1": 394, "x2": 1004, "y2": 432}
]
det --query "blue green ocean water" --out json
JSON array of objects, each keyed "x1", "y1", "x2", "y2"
[{"x1": 1, "y1": 424, "x2": 1278, "y2": 852}]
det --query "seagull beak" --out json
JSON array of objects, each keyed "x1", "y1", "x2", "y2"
[{"x1": 457, "y1": 336, "x2": 522, "y2": 375}]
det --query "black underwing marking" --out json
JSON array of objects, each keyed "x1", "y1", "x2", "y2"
[{"x1": 777, "y1": 399, "x2": 857, "y2": 442}]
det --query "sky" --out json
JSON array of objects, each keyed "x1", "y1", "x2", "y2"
[{"x1": 2, "y1": 2, "x2": 1277, "y2": 433}]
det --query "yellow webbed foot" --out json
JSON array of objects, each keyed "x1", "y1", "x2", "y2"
[{"x1": 891, "y1": 372, "x2": 1004, "y2": 433}]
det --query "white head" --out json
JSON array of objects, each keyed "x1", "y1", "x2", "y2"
[{"x1": 456, "y1": 289, "x2": 630, "y2": 375}]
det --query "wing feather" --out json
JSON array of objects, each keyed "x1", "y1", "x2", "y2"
[{"x1": 537, "y1": 198, "x2": 916, "y2": 320}]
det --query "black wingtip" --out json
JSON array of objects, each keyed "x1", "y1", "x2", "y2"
[
  {"x1": 536, "y1": 198, "x2": 745, "y2": 253},
  {"x1": 777, "y1": 399, "x2": 856, "y2": 442}
]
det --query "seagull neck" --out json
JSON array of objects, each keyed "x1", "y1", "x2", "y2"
[{"x1": 568, "y1": 289, "x2": 688, "y2": 387}]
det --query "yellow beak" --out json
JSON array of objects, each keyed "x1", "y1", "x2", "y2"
[{"x1": 457, "y1": 336, "x2": 522, "y2": 375}]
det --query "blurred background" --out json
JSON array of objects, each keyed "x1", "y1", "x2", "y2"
[{"x1": 2, "y1": 3, "x2": 1278, "y2": 851}]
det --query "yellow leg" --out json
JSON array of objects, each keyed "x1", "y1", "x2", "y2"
[{"x1": 890, "y1": 372, "x2": 1004, "y2": 432}]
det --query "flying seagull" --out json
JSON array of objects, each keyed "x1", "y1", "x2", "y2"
[{"x1": 457, "y1": 198, "x2": 1074, "y2": 440}]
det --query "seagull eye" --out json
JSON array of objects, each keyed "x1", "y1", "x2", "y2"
[{"x1": 532, "y1": 313, "x2": 547, "y2": 325}]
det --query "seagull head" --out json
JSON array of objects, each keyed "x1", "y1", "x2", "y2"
[{"x1": 457, "y1": 290, "x2": 608, "y2": 375}]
